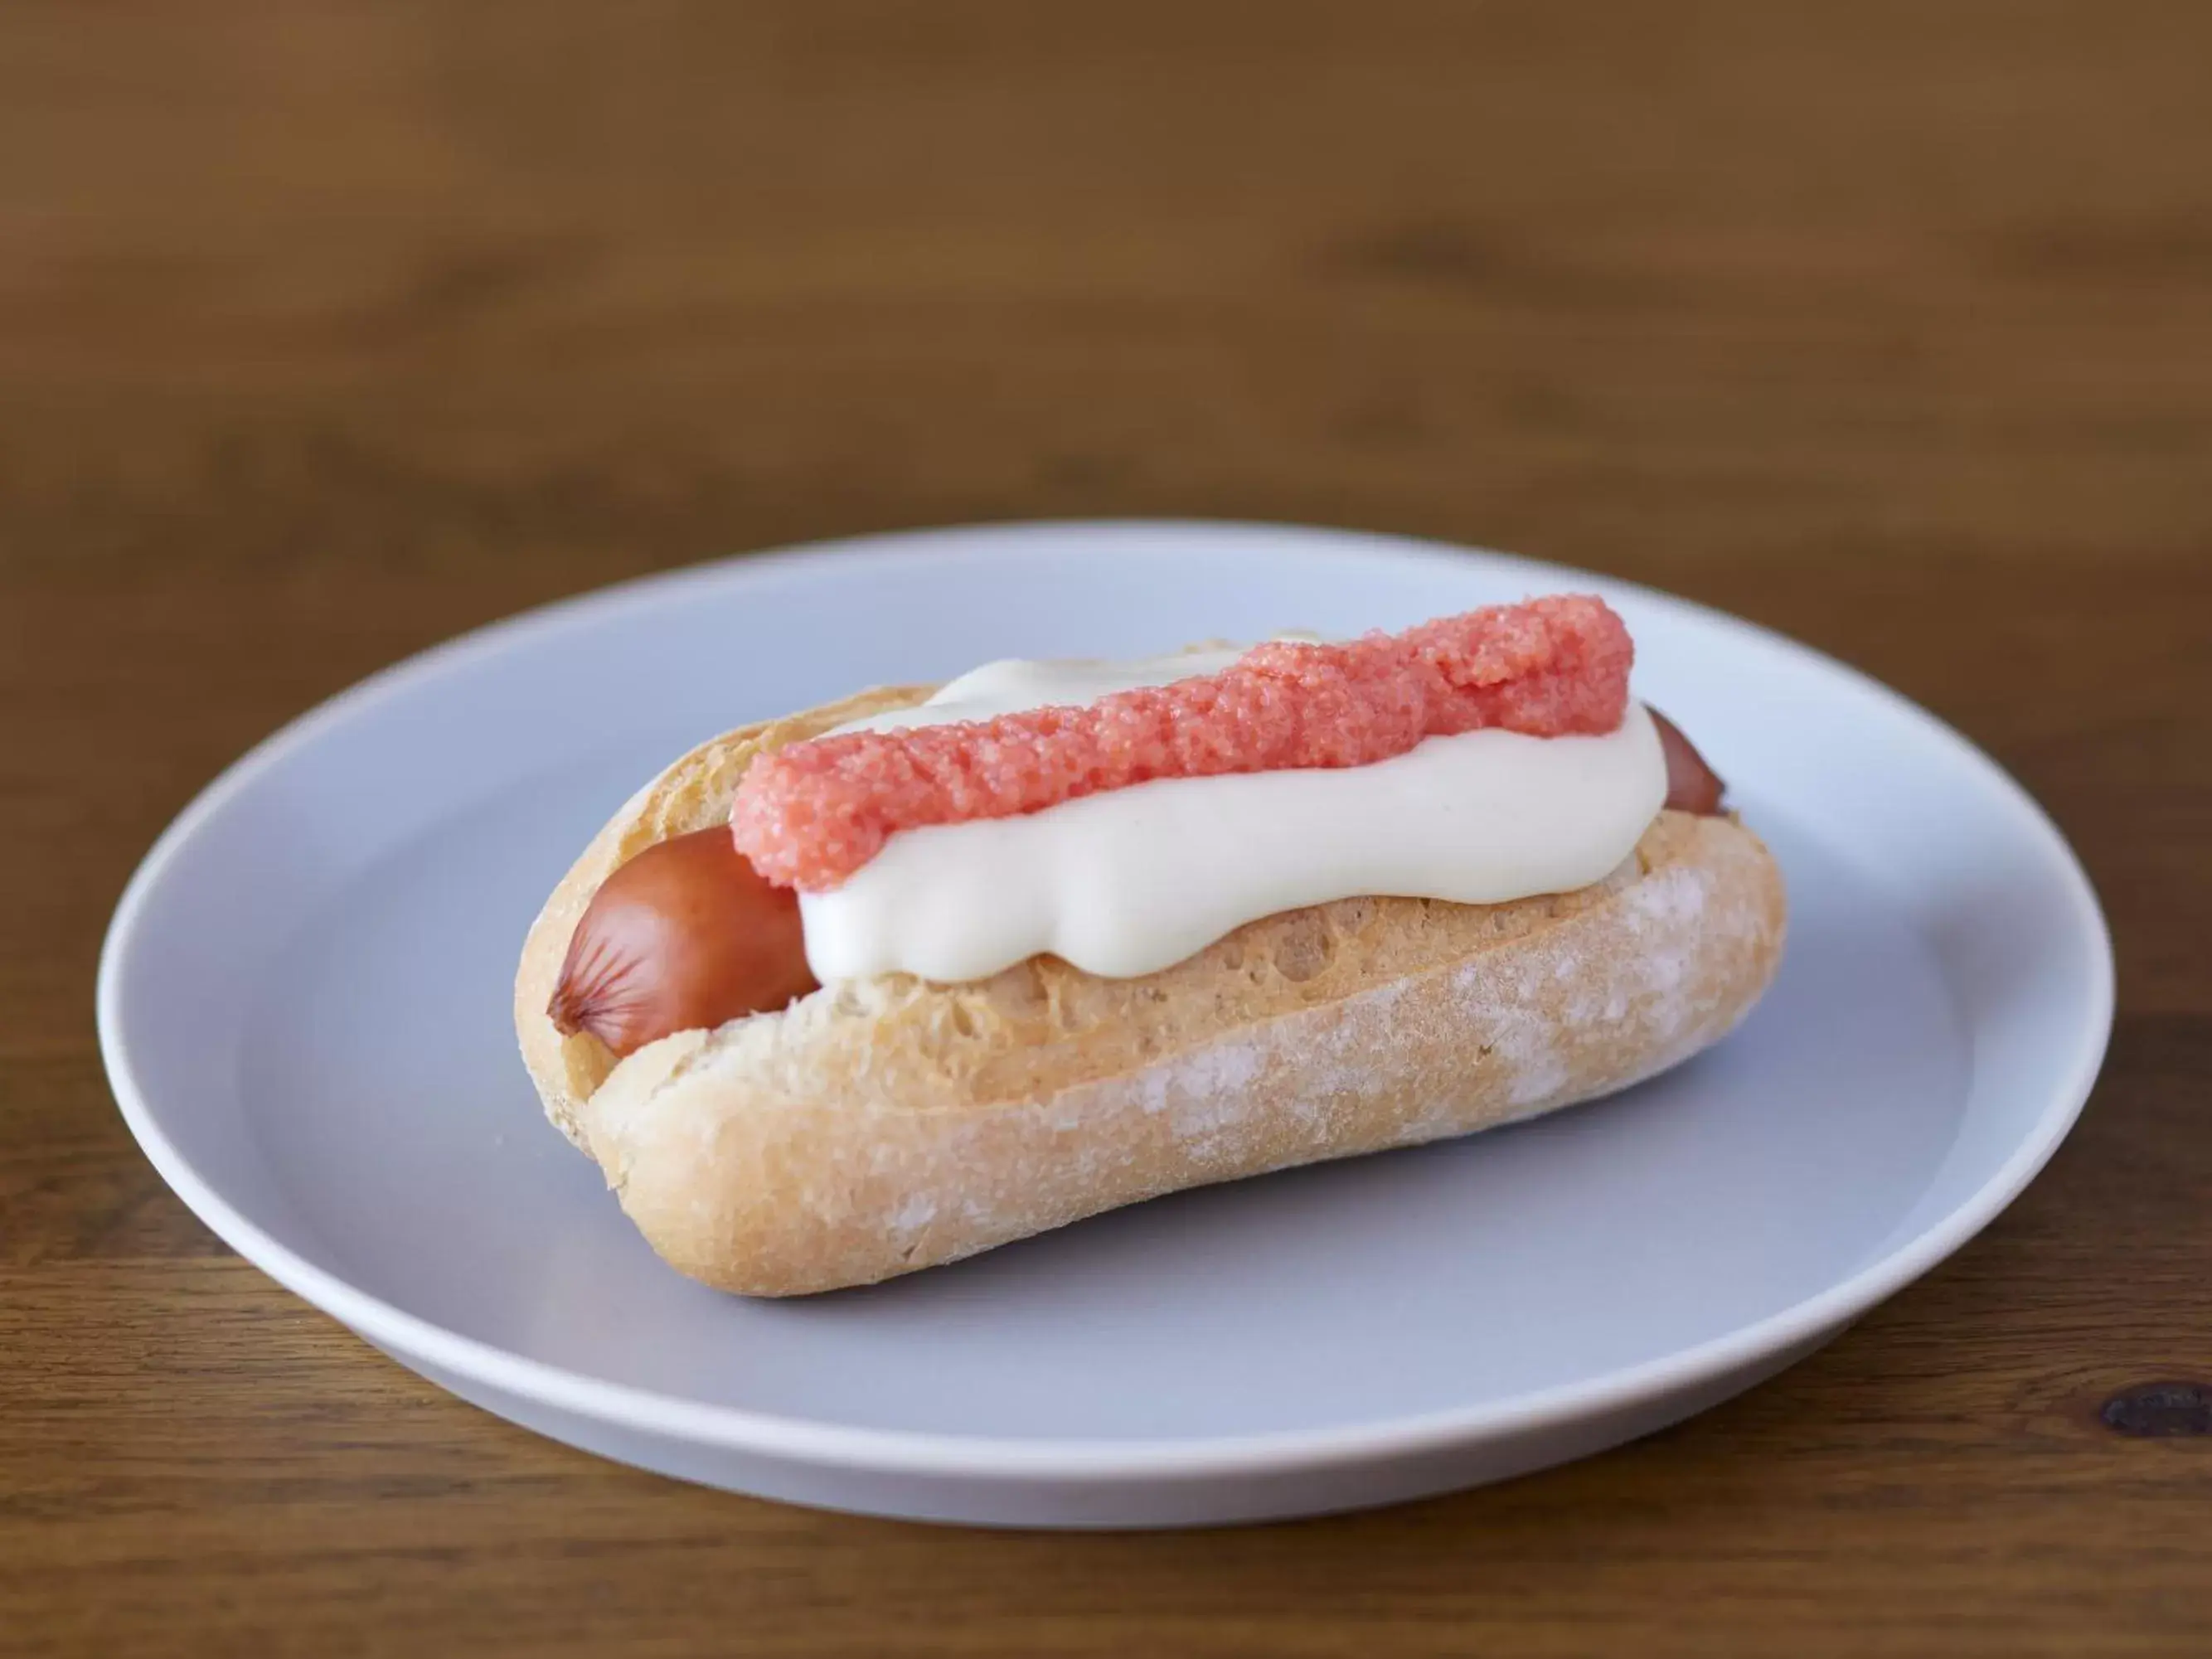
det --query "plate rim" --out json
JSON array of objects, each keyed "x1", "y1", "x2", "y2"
[{"x1": 95, "y1": 517, "x2": 2116, "y2": 1482}]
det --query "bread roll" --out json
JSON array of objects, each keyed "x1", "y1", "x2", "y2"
[{"x1": 516, "y1": 689, "x2": 1787, "y2": 1295}]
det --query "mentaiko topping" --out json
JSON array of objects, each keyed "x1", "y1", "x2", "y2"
[{"x1": 732, "y1": 595, "x2": 1633, "y2": 891}]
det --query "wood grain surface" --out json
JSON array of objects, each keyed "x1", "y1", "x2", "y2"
[{"x1": 4, "y1": 2, "x2": 2210, "y2": 1653}]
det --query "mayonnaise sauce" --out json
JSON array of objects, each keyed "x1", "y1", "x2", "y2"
[{"x1": 797, "y1": 644, "x2": 1668, "y2": 984}]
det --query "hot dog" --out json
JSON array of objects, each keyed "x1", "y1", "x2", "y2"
[
  {"x1": 548, "y1": 826, "x2": 817, "y2": 1057},
  {"x1": 1652, "y1": 708, "x2": 1727, "y2": 817},
  {"x1": 516, "y1": 600, "x2": 1785, "y2": 1296}
]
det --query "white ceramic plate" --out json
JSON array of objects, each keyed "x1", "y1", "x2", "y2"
[{"x1": 99, "y1": 521, "x2": 2112, "y2": 1528}]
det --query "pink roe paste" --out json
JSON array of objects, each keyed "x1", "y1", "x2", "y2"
[{"x1": 732, "y1": 594, "x2": 1633, "y2": 890}]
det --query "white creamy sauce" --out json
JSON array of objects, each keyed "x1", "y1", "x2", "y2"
[{"x1": 797, "y1": 643, "x2": 1668, "y2": 985}]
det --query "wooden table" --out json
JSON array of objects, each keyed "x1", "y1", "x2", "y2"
[{"x1": 5, "y1": 3, "x2": 2208, "y2": 1652}]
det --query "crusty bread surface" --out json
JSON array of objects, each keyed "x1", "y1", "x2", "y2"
[{"x1": 517, "y1": 691, "x2": 1788, "y2": 1295}]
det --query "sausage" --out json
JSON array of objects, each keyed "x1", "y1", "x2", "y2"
[
  {"x1": 548, "y1": 827, "x2": 817, "y2": 1057},
  {"x1": 1652, "y1": 708, "x2": 1727, "y2": 817},
  {"x1": 551, "y1": 712, "x2": 1729, "y2": 1058}
]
